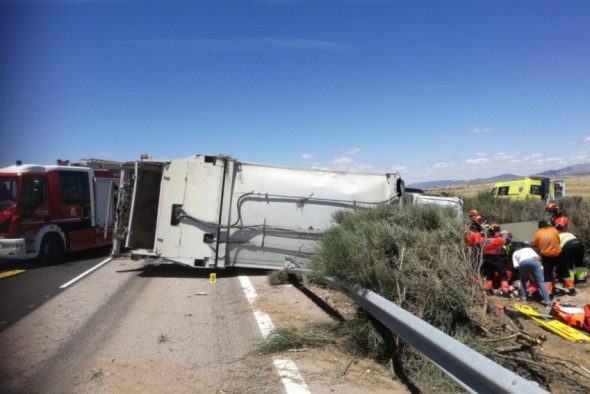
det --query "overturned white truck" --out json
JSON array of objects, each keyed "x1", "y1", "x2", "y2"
[
  {"x1": 403, "y1": 189, "x2": 463, "y2": 219},
  {"x1": 112, "y1": 155, "x2": 461, "y2": 270}
]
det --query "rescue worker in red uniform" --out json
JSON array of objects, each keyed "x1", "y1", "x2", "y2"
[
  {"x1": 466, "y1": 215, "x2": 484, "y2": 267},
  {"x1": 466, "y1": 215, "x2": 483, "y2": 247},
  {"x1": 546, "y1": 203, "x2": 569, "y2": 231},
  {"x1": 482, "y1": 224, "x2": 509, "y2": 295}
]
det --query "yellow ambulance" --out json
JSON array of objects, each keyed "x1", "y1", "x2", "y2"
[{"x1": 489, "y1": 177, "x2": 565, "y2": 200}]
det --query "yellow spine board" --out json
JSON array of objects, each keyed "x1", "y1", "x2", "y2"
[{"x1": 513, "y1": 303, "x2": 590, "y2": 343}]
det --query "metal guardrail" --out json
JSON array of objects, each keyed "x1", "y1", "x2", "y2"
[{"x1": 287, "y1": 269, "x2": 549, "y2": 394}]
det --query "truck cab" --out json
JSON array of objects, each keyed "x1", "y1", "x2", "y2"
[{"x1": 0, "y1": 161, "x2": 119, "y2": 261}]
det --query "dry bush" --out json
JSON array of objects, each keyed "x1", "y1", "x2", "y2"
[
  {"x1": 313, "y1": 204, "x2": 483, "y2": 333},
  {"x1": 267, "y1": 270, "x2": 289, "y2": 286},
  {"x1": 308, "y1": 204, "x2": 488, "y2": 392},
  {"x1": 464, "y1": 192, "x2": 544, "y2": 224}
]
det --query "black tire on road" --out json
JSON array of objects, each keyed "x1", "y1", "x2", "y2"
[{"x1": 38, "y1": 234, "x2": 65, "y2": 264}]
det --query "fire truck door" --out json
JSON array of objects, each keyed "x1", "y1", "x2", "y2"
[{"x1": 21, "y1": 177, "x2": 50, "y2": 246}]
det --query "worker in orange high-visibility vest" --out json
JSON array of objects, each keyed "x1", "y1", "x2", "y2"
[{"x1": 531, "y1": 220, "x2": 574, "y2": 295}]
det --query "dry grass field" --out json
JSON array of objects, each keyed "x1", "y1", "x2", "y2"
[{"x1": 425, "y1": 174, "x2": 590, "y2": 200}]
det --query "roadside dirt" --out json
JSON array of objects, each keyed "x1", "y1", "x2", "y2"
[
  {"x1": 252, "y1": 275, "x2": 590, "y2": 394},
  {"x1": 249, "y1": 275, "x2": 410, "y2": 394}
]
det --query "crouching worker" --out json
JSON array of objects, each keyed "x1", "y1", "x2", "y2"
[
  {"x1": 483, "y1": 224, "x2": 510, "y2": 296},
  {"x1": 512, "y1": 245, "x2": 552, "y2": 306}
]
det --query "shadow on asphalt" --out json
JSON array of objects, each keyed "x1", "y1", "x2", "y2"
[
  {"x1": 117, "y1": 261, "x2": 272, "y2": 280},
  {"x1": 0, "y1": 246, "x2": 112, "y2": 271}
]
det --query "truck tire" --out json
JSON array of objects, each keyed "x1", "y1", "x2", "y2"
[{"x1": 38, "y1": 234, "x2": 65, "y2": 264}]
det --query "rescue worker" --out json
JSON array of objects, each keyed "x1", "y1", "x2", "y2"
[
  {"x1": 546, "y1": 203, "x2": 569, "y2": 231},
  {"x1": 466, "y1": 215, "x2": 483, "y2": 246},
  {"x1": 557, "y1": 225, "x2": 585, "y2": 287},
  {"x1": 512, "y1": 245, "x2": 552, "y2": 306},
  {"x1": 482, "y1": 224, "x2": 509, "y2": 295},
  {"x1": 531, "y1": 221, "x2": 574, "y2": 296},
  {"x1": 465, "y1": 209, "x2": 482, "y2": 232},
  {"x1": 466, "y1": 215, "x2": 483, "y2": 267}
]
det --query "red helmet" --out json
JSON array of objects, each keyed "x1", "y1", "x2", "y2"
[
  {"x1": 546, "y1": 203, "x2": 558, "y2": 212},
  {"x1": 485, "y1": 224, "x2": 500, "y2": 235},
  {"x1": 472, "y1": 215, "x2": 484, "y2": 224},
  {"x1": 468, "y1": 209, "x2": 479, "y2": 217}
]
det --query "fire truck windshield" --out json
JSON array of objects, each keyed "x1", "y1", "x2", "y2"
[{"x1": 0, "y1": 177, "x2": 18, "y2": 210}]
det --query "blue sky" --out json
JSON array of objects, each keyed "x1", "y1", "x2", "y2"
[{"x1": 1, "y1": 0, "x2": 589, "y2": 184}]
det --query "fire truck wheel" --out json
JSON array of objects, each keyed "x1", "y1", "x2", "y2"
[{"x1": 38, "y1": 234, "x2": 65, "y2": 264}]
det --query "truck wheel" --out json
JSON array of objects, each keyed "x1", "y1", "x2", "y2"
[{"x1": 38, "y1": 234, "x2": 65, "y2": 264}]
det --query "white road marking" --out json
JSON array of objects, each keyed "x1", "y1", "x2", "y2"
[
  {"x1": 59, "y1": 257, "x2": 113, "y2": 289},
  {"x1": 238, "y1": 275, "x2": 311, "y2": 394},
  {"x1": 274, "y1": 359, "x2": 312, "y2": 394},
  {"x1": 239, "y1": 275, "x2": 276, "y2": 338}
]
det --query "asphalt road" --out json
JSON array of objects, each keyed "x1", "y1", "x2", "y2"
[
  {"x1": 0, "y1": 257, "x2": 267, "y2": 394},
  {"x1": 0, "y1": 247, "x2": 112, "y2": 332}
]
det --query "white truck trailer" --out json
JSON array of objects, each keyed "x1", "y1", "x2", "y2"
[
  {"x1": 112, "y1": 155, "x2": 405, "y2": 270},
  {"x1": 403, "y1": 191, "x2": 464, "y2": 219}
]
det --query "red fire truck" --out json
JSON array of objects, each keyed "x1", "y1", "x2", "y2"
[{"x1": 0, "y1": 159, "x2": 120, "y2": 262}]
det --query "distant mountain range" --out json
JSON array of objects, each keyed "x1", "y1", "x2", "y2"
[{"x1": 408, "y1": 162, "x2": 590, "y2": 189}]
